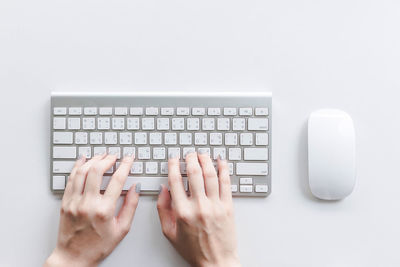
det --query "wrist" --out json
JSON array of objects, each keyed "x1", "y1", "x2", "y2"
[
  {"x1": 200, "y1": 255, "x2": 241, "y2": 267},
  {"x1": 44, "y1": 249, "x2": 98, "y2": 267}
]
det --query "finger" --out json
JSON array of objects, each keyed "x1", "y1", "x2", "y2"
[
  {"x1": 217, "y1": 157, "x2": 232, "y2": 203},
  {"x1": 117, "y1": 183, "x2": 140, "y2": 237},
  {"x1": 104, "y1": 155, "x2": 134, "y2": 202},
  {"x1": 63, "y1": 156, "x2": 86, "y2": 201},
  {"x1": 84, "y1": 154, "x2": 117, "y2": 195},
  {"x1": 198, "y1": 151, "x2": 219, "y2": 199},
  {"x1": 72, "y1": 154, "x2": 106, "y2": 195},
  {"x1": 185, "y1": 152, "x2": 206, "y2": 198},
  {"x1": 157, "y1": 184, "x2": 176, "y2": 242},
  {"x1": 168, "y1": 156, "x2": 188, "y2": 207}
]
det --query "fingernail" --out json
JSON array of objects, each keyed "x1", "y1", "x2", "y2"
[
  {"x1": 218, "y1": 155, "x2": 225, "y2": 160},
  {"x1": 158, "y1": 185, "x2": 163, "y2": 195},
  {"x1": 168, "y1": 152, "x2": 178, "y2": 159},
  {"x1": 198, "y1": 150, "x2": 206, "y2": 155},
  {"x1": 135, "y1": 183, "x2": 141, "y2": 193}
]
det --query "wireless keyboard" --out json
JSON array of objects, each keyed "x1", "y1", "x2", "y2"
[{"x1": 50, "y1": 92, "x2": 272, "y2": 197}]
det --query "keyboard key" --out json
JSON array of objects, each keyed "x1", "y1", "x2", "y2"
[
  {"x1": 228, "y1": 148, "x2": 241, "y2": 161},
  {"x1": 131, "y1": 162, "x2": 143, "y2": 174},
  {"x1": 231, "y1": 184, "x2": 238, "y2": 192},
  {"x1": 183, "y1": 147, "x2": 195, "y2": 159},
  {"x1": 127, "y1": 118, "x2": 140, "y2": 130},
  {"x1": 240, "y1": 133, "x2": 253, "y2": 146},
  {"x1": 134, "y1": 132, "x2": 147, "y2": 145},
  {"x1": 69, "y1": 107, "x2": 82, "y2": 115},
  {"x1": 99, "y1": 107, "x2": 113, "y2": 115},
  {"x1": 82, "y1": 118, "x2": 95, "y2": 130},
  {"x1": 53, "y1": 132, "x2": 73, "y2": 144},
  {"x1": 240, "y1": 177, "x2": 253, "y2": 185},
  {"x1": 149, "y1": 132, "x2": 162, "y2": 145},
  {"x1": 240, "y1": 185, "x2": 253, "y2": 193},
  {"x1": 202, "y1": 118, "x2": 215, "y2": 130},
  {"x1": 115, "y1": 107, "x2": 128, "y2": 115},
  {"x1": 153, "y1": 147, "x2": 166, "y2": 159},
  {"x1": 244, "y1": 148, "x2": 268, "y2": 160},
  {"x1": 160, "y1": 162, "x2": 168, "y2": 174},
  {"x1": 255, "y1": 108, "x2": 268, "y2": 116},
  {"x1": 208, "y1": 108, "x2": 221, "y2": 116},
  {"x1": 78, "y1": 147, "x2": 91, "y2": 158},
  {"x1": 210, "y1": 133, "x2": 222, "y2": 145},
  {"x1": 161, "y1": 107, "x2": 174, "y2": 115},
  {"x1": 123, "y1": 147, "x2": 135, "y2": 157},
  {"x1": 52, "y1": 176, "x2": 65, "y2": 190},
  {"x1": 53, "y1": 107, "x2": 67, "y2": 115},
  {"x1": 112, "y1": 118, "x2": 125, "y2": 129},
  {"x1": 225, "y1": 133, "x2": 237, "y2": 146},
  {"x1": 53, "y1": 147, "x2": 76, "y2": 159},
  {"x1": 84, "y1": 107, "x2": 97, "y2": 115},
  {"x1": 105, "y1": 132, "x2": 117, "y2": 144},
  {"x1": 93, "y1": 147, "x2": 106, "y2": 156},
  {"x1": 90, "y1": 132, "x2": 103, "y2": 144},
  {"x1": 239, "y1": 108, "x2": 252, "y2": 116},
  {"x1": 255, "y1": 184, "x2": 268, "y2": 193},
  {"x1": 53, "y1": 118, "x2": 66, "y2": 130},
  {"x1": 168, "y1": 147, "x2": 180, "y2": 159},
  {"x1": 213, "y1": 148, "x2": 226, "y2": 160},
  {"x1": 142, "y1": 118, "x2": 155, "y2": 130},
  {"x1": 192, "y1": 108, "x2": 205, "y2": 116},
  {"x1": 177, "y1": 107, "x2": 190, "y2": 115},
  {"x1": 194, "y1": 133, "x2": 207, "y2": 145},
  {"x1": 146, "y1": 107, "x2": 159, "y2": 115},
  {"x1": 232, "y1": 118, "x2": 245, "y2": 130},
  {"x1": 236, "y1": 163, "x2": 268, "y2": 175},
  {"x1": 138, "y1": 147, "x2": 150, "y2": 159},
  {"x1": 248, "y1": 118, "x2": 268, "y2": 131},
  {"x1": 164, "y1": 133, "x2": 177, "y2": 145},
  {"x1": 68, "y1": 118, "x2": 80, "y2": 130},
  {"x1": 119, "y1": 132, "x2": 132, "y2": 144},
  {"x1": 172, "y1": 118, "x2": 184, "y2": 130},
  {"x1": 187, "y1": 118, "x2": 200, "y2": 130},
  {"x1": 98, "y1": 118, "x2": 110, "y2": 130},
  {"x1": 256, "y1": 133, "x2": 269, "y2": 146},
  {"x1": 108, "y1": 147, "x2": 121, "y2": 158},
  {"x1": 130, "y1": 107, "x2": 143, "y2": 115},
  {"x1": 217, "y1": 118, "x2": 230, "y2": 131},
  {"x1": 223, "y1": 108, "x2": 237, "y2": 116},
  {"x1": 101, "y1": 176, "x2": 188, "y2": 191},
  {"x1": 53, "y1": 161, "x2": 75, "y2": 173},
  {"x1": 157, "y1": 118, "x2": 169, "y2": 130},
  {"x1": 145, "y1": 162, "x2": 158, "y2": 174},
  {"x1": 197, "y1": 147, "x2": 210, "y2": 155},
  {"x1": 179, "y1": 133, "x2": 192, "y2": 145},
  {"x1": 75, "y1": 132, "x2": 88, "y2": 144}
]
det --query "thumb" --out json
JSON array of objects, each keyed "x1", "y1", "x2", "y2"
[{"x1": 157, "y1": 185, "x2": 176, "y2": 242}]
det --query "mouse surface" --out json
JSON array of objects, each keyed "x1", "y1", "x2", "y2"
[{"x1": 307, "y1": 109, "x2": 356, "y2": 200}]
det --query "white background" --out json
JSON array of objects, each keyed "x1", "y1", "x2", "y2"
[{"x1": 1, "y1": 0, "x2": 399, "y2": 266}]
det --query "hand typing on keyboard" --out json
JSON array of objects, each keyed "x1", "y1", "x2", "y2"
[
  {"x1": 157, "y1": 152, "x2": 241, "y2": 267},
  {"x1": 44, "y1": 153, "x2": 140, "y2": 267},
  {"x1": 45, "y1": 152, "x2": 240, "y2": 267}
]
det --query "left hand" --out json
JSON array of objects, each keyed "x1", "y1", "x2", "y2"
[{"x1": 44, "y1": 153, "x2": 139, "y2": 267}]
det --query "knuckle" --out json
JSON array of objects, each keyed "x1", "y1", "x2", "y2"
[
  {"x1": 203, "y1": 167, "x2": 216, "y2": 178},
  {"x1": 186, "y1": 164, "x2": 201, "y2": 176},
  {"x1": 90, "y1": 164, "x2": 104, "y2": 175},
  {"x1": 120, "y1": 224, "x2": 130, "y2": 236},
  {"x1": 177, "y1": 209, "x2": 192, "y2": 223},
  {"x1": 95, "y1": 206, "x2": 112, "y2": 221},
  {"x1": 76, "y1": 166, "x2": 87, "y2": 176}
]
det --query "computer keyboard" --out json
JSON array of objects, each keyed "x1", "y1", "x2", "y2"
[{"x1": 50, "y1": 92, "x2": 272, "y2": 197}]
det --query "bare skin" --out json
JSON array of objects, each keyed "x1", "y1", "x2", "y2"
[
  {"x1": 157, "y1": 152, "x2": 241, "y2": 267},
  {"x1": 45, "y1": 152, "x2": 240, "y2": 267}
]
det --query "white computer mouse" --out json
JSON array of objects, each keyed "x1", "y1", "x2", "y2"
[{"x1": 307, "y1": 109, "x2": 356, "y2": 200}]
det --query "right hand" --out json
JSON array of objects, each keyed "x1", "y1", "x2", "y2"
[{"x1": 157, "y1": 152, "x2": 241, "y2": 267}]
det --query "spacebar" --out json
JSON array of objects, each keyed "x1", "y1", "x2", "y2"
[{"x1": 101, "y1": 176, "x2": 188, "y2": 191}]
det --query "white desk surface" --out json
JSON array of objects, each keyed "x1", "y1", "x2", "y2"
[{"x1": 1, "y1": 0, "x2": 399, "y2": 266}]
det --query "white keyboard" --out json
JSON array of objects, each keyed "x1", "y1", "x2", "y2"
[{"x1": 50, "y1": 92, "x2": 272, "y2": 197}]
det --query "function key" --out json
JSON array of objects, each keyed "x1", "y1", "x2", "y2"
[
  {"x1": 223, "y1": 108, "x2": 237, "y2": 116},
  {"x1": 239, "y1": 108, "x2": 252, "y2": 116},
  {"x1": 146, "y1": 107, "x2": 159, "y2": 115},
  {"x1": 255, "y1": 184, "x2": 268, "y2": 193},
  {"x1": 161, "y1": 107, "x2": 174, "y2": 115},
  {"x1": 84, "y1": 107, "x2": 97, "y2": 115},
  {"x1": 99, "y1": 107, "x2": 113, "y2": 115},
  {"x1": 177, "y1": 107, "x2": 190, "y2": 116},
  {"x1": 192, "y1": 108, "x2": 205, "y2": 116},
  {"x1": 53, "y1": 107, "x2": 67, "y2": 115},
  {"x1": 208, "y1": 108, "x2": 221, "y2": 116},
  {"x1": 114, "y1": 107, "x2": 128, "y2": 115},
  {"x1": 130, "y1": 107, "x2": 143, "y2": 115},
  {"x1": 69, "y1": 107, "x2": 82, "y2": 115},
  {"x1": 255, "y1": 108, "x2": 269, "y2": 116}
]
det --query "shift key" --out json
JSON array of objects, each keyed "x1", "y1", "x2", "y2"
[{"x1": 236, "y1": 163, "x2": 268, "y2": 175}]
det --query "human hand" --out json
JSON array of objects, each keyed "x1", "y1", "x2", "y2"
[
  {"x1": 157, "y1": 152, "x2": 240, "y2": 267},
  {"x1": 44, "y1": 153, "x2": 139, "y2": 267}
]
